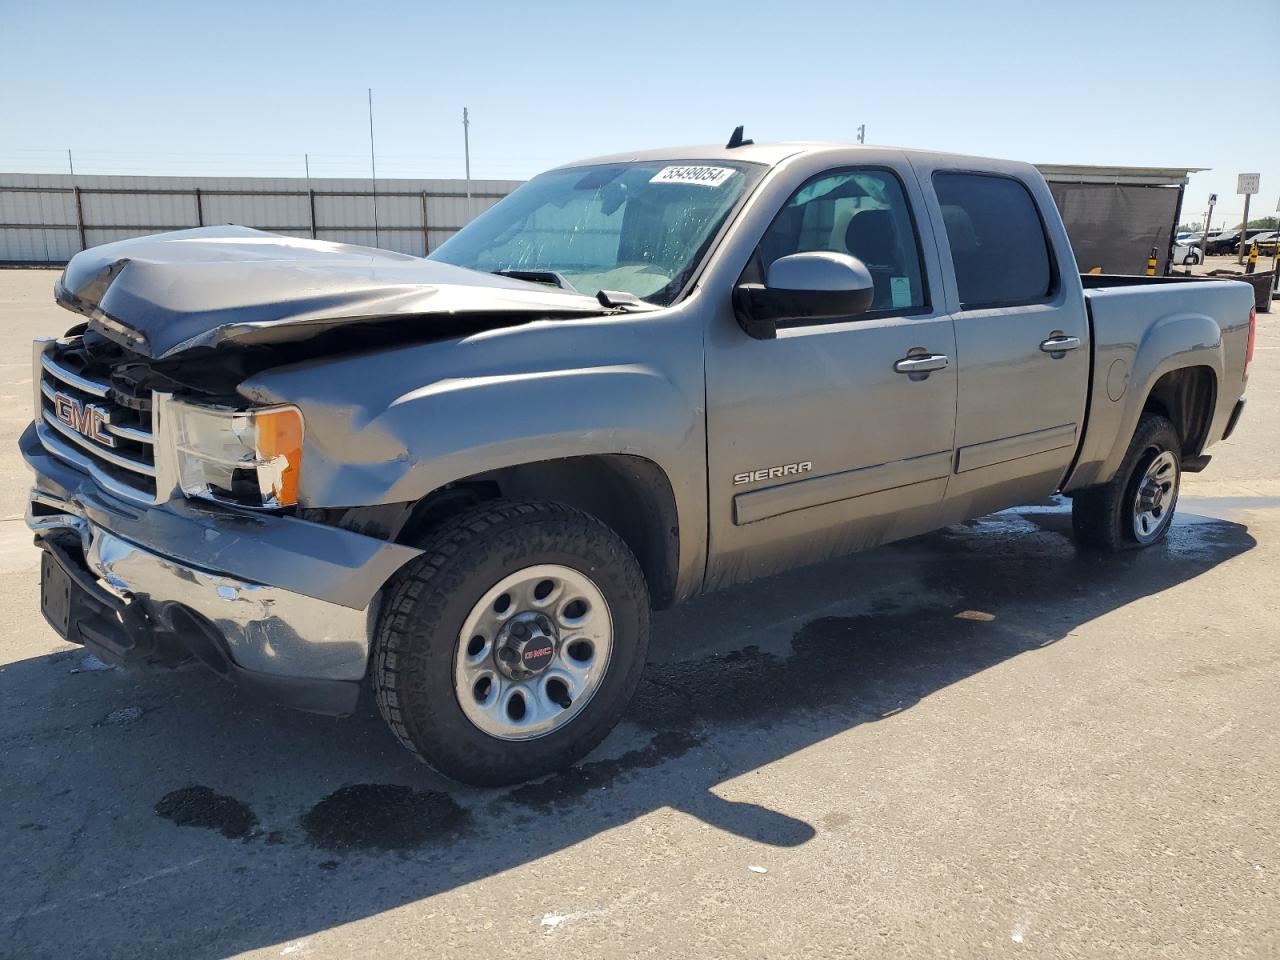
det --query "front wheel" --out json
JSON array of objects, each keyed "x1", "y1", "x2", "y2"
[
  {"x1": 1071, "y1": 413, "x2": 1182, "y2": 551},
  {"x1": 372, "y1": 500, "x2": 650, "y2": 786}
]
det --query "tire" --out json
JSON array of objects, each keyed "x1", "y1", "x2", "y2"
[
  {"x1": 1071, "y1": 413, "x2": 1182, "y2": 552},
  {"x1": 372, "y1": 499, "x2": 650, "y2": 786}
]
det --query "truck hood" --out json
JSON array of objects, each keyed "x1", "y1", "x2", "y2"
[{"x1": 55, "y1": 226, "x2": 614, "y2": 360}]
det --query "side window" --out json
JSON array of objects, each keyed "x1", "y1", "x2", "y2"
[
  {"x1": 933, "y1": 173, "x2": 1054, "y2": 309},
  {"x1": 756, "y1": 169, "x2": 928, "y2": 315}
]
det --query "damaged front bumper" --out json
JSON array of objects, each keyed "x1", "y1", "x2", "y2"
[{"x1": 21, "y1": 423, "x2": 421, "y2": 715}]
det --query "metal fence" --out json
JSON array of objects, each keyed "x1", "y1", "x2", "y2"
[{"x1": 0, "y1": 173, "x2": 524, "y2": 263}]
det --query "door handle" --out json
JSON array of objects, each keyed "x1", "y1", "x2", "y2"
[
  {"x1": 893, "y1": 354, "x2": 950, "y2": 374},
  {"x1": 1040, "y1": 335, "x2": 1081, "y2": 354}
]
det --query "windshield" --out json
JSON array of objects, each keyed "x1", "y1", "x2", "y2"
[{"x1": 429, "y1": 160, "x2": 762, "y2": 306}]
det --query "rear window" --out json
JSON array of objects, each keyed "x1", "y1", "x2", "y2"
[{"x1": 933, "y1": 172, "x2": 1054, "y2": 310}]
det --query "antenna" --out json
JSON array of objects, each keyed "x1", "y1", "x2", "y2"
[{"x1": 726, "y1": 125, "x2": 753, "y2": 149}]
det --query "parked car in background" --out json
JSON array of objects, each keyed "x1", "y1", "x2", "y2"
[
  {"x1": 1172, "y1": 239, "x2": 1202, "y2": 265},
  {"x1": 1206, "y1": 231, "x2": 1240, "y2": 255},
  {"x1": 1248, "y1": 231, "x2": 1277, "y2": 255},
  {"x1": 1204, "y1": 229, "x2": 1269, "y2": 256},
  {"x1": 1204, "y1": 232, "x2": 1237, "y2": 255}
]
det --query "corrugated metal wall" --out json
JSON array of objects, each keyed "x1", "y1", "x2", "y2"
[{"x1": 0, "y1": 173, "x2": 524, "y2": 263}]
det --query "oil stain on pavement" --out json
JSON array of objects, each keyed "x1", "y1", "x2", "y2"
[
  {"x1": 301, "y1": 784, "x2": 468, "y2": 852},
  {"x1": 155, "y1": 785, "x2": 259, "y2": 840}
]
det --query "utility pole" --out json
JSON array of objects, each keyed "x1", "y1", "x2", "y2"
[
  {"x1": 856, "y1": 124, "x2": 865, "y2": 144},
  {"x1": 67, "y1": 149, "x2": 74, "y2": 176},
  {"x1": 304, "y1": 153, "x2": 311, "y2": 182},
  {"x1": 368, "y1": 87, "x2": 380, "y2": 246},
  {"x1": 1203, "y1": 193, "x2": 1216, "y2": 255},
  {"x1": 463, "y1": 107, "x2": 472, "y2": 198},
  {"x1": 1238, "y1": 194, "x2": 1252, "y2": 264},
  {"x1": 1274, "y1": 196, "x2": 1280, "y2": 293}
]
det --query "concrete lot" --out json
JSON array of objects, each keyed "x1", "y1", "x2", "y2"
[
  {"x1": 1188, "y1": 253, "x2": 1280, "y2": 283},
  {"x1": 1, "y1": 267, "x2": 1277, "y2": 959}
]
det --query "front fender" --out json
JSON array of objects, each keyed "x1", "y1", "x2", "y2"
[
  {"x1": 296, "y1": 361, "x2": 697, "y2": 506},
  {"x1": 238, "y1": 314, "x2": 708, "y2": 595}
]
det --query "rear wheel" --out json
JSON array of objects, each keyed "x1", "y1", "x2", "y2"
[
  {"x1": 1071, "y1": 413, "x2": 1182, "y2": 551},
  {"x1": 372, "y1": 499, "x2": 649, "y2": 786}
]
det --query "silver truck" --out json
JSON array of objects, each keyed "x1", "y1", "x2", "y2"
[{"x1": 23, "y1": 139, "x2": 1255, "y2": 785}]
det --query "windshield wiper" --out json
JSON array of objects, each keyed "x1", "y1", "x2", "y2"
[
  {"x1": 595, "y1": 289, "x2": 660, "y2": 312},
  {"x1": 491, "y1": 269, "x2": 579, "y2": 293}
]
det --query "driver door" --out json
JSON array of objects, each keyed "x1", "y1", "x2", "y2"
[{"x1": 703, "y1": 162, "x2": 958, "y2": 590}]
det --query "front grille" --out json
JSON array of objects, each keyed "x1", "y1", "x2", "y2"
[{"x1": 37, "y1": 339, "x2": 158, "y2": 502}]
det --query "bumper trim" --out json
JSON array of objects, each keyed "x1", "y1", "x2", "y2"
[
  {"x1": 21, "y1": 420, "x2": 420, "y2": 611},
  {"x1": 1223, "y1": 398, "x2": 1246, "y2": 441},
  {"x1": 28, "y1": 490, "x2": 374, "y2": 693}
]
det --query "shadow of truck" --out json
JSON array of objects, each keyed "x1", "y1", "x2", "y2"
[{"x1": 0, "y1": 501, "x2": 1257, "y2": 958}]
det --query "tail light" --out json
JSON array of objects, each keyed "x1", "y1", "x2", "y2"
[{"x1": 1244, "y1": 306, "x2": 1256, "y2": 382}]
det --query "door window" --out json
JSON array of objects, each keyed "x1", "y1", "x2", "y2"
[
  {"x1": 933, "y1": 173, "x2": 1055, "y2": 310},
  {"x1": 755, "y1": 169, "x2": 928, "y2": 315}
]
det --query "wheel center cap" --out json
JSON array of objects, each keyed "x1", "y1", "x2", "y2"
[
  {"x1": 1139, "y1": 479, "x2": 1163, "y2": 511},
  {"x1": 495, "y1": 613, "x2": 558, "y2": 679}
]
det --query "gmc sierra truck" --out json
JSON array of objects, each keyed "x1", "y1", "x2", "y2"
[{"x1": 23, "y1": 139, "x2": 1255, "y2": 785}]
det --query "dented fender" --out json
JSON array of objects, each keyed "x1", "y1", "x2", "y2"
[{"x1": 238, "y1": 308, "x2": 710, "y2": 590}]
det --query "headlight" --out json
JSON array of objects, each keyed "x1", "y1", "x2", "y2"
[{"x1": 170, "y1": 401, "x2": 304, "y2": 508}]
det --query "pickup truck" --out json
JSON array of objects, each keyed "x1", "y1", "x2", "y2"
[{"x1": 23, "y1": 138, "x2": 1255, "y2": 786}]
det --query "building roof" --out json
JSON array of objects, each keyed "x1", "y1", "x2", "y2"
[{"x1": 1034, "y1": 164, "x2": 1208, "y2": 187}]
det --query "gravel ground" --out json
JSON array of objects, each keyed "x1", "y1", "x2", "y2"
[{"x1": 1, "y1": 267, "x2": 1277, "y2": 959}]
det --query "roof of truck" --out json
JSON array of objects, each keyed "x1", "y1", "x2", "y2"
[
  {"x1": 557, "y1": 140, "x2": 1012, "y2": 170},
  {"x1": 557, "y1": 143, "x2": 1207, "y2": 188}
]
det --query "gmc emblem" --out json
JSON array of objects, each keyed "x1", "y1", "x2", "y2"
[{"x1": 53, "y1": 391, "x2": 117, "y2": 448}]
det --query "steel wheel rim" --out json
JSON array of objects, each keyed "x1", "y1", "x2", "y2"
[
  {"x1": 454, "y1": 563, "x2": 613, "y2": 741},
  {"x1": 1132, "y1": 449, "x2": 1179, "y2": 543}
]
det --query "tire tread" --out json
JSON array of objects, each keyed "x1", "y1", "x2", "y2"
[
  {"x1": 1071, "y1": 412, "x2": 1181, "y2": 552},
  {"x1": 371, "y1": 498, "x2": 649, "y2": 785}
]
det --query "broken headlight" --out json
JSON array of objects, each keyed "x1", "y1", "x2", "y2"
[{"x1": 169, "y1": 401, "x2": 304, "y2": 508}]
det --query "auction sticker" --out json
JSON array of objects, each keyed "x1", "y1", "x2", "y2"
[{"x1": 650, "y1": 165, "x2": 737, "y2": 187}]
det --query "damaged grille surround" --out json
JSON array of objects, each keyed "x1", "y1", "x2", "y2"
[
  {"x1": 34, "y1": 335, "x2": 304, "y2": 511},
  {"x1": 34, "y1": 336, "x2": 176, "y2": 505}
]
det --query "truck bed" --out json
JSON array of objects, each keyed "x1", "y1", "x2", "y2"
[{"x1": 1064, "y1": 275, "x2": 1254, "y2": 491}]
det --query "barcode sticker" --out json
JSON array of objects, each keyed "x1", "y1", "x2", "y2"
[{"x1": 650, "y1": 165, "x2": 737, "y2": 188}]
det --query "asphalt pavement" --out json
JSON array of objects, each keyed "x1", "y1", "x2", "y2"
[{"x1": 2, "y1": 268, "x2": 1277, "y2": 959}]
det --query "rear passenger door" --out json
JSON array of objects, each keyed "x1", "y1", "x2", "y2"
[{"x1": 915, "y1": 162, "x2": 1091, "y2": 523}]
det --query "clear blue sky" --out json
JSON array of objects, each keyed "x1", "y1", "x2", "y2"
[{"x1": 3, "y1": 0, "x2": 1276, "y2": 229}]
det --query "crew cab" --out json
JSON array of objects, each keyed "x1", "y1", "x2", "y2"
[{"x1": 22, "y1": 138, "x2": 1256, "y2": 785}]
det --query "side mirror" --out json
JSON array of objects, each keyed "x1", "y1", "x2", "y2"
[{"x1": 733, "y1": 251, "x2": 875, "y2": 340}]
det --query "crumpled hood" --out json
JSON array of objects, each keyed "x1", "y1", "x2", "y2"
[{"x1": 55, "y1": 226, "x2": 611, "y2": 359}]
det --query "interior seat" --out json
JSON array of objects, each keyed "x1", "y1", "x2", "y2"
[{"x1": 844, "y1": 209, "x2": 901, "y2": 309}]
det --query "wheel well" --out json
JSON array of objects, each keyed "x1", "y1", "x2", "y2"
[
  {"x1": 1142, "y1": 366, "x2": 1216, "y2": 457},
  {"x1": 396, "y1": 455, "x2": 681, "y2": 609}
]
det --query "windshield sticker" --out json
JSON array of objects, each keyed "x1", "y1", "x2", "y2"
[
  {"x1": 890, "y1": 277, "x2": 912, "y2": 309},
  {"x1": 650, "y1": 165, "x2": 737, "y2": 188}
]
